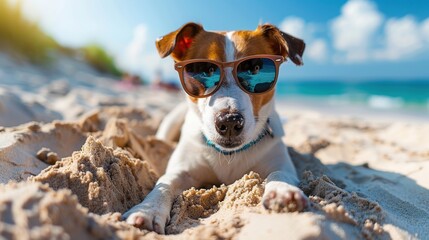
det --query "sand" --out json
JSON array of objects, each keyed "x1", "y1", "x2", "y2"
[
  {"x1": 1, "y1": 54, "x2": 428, "y2": 239},
  {"x1": 31, "y1": 136, "x2": 158, "y2": 215},
  {"x1": 2, "y1": 108, "x2": 426, "y2": 239}
]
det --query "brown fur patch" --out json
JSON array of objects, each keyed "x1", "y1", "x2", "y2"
[
  {"x1": 188, "y1": 96, "x2": 198, "y2": 103},
  {"x1": 156, "y1": 23, "x2": 203, "y2": 60},
  {"x1": 185, "y1": 32, "x2": 226, "y2": 61},
  {"x1": 232, "y1": 30, "x2": 278, "y2": 58},
  {"x1": 183, "y1": 31, "x2": 226, "y2": 104},
  {"x1": 231, "y1": 31, "x2": 278, "y2": 116},
  {"x1": 250, "y1": 89, "x2": 275, "y2": 117}
]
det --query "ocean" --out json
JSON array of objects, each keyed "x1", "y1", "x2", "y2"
[{"x1": 275, "y1": 80, "x2": 429, "y2": 114}]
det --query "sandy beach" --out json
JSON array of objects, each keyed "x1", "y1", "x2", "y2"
[{"x1": 1, "y1": 54, "x2": 428, "y2": 240}]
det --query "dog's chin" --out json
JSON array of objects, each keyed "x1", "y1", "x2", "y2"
[
  {"x1": 215, "y1": 138, "x2": 243, "y2": 149},
  {"x1": 203, "y1": 129, "x2": 248, "y2": 150}
]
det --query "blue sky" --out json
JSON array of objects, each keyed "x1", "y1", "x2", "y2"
[{"x1": 16, "y1": 0, "x2": 429, "y2": 81}]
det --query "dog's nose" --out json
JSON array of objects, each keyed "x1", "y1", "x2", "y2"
[{"x1": 215, "y1": 112, "x2": 245, "y2": 137}]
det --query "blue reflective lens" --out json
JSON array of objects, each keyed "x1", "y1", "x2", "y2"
[
  {"x1": 237, "y1": 58, "x2": 276, "y2": 93},
  {"x1": 183, "y1": 62, "x2": 221, "y2": 96}
]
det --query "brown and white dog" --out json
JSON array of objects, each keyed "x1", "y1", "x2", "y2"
[{"x1": 123, "y1": 22, "x2": 307, "y2": 234}]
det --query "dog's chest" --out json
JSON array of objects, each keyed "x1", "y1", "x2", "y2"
[{"x1": 205, "y1": 151, "x2": 259, "y2": 185}]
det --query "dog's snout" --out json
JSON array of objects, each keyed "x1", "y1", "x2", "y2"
[{"x1": 215, "y1": 112, "x2": 245, "y2": 137}]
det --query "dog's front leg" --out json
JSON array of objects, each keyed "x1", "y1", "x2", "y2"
[
  {"x1": 262, "y1": 170, "x2": 308, "y2": 212},
  {"x1": 122, "y1": 171, "x2": 197, "y2": 234},
  {"x1": 257, "y1": 146, "x2": 308, "y2": 212}
]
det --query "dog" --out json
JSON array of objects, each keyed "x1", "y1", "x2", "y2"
[{"x1": 123, "y1": 22, "x2": 307, "y2": 234}]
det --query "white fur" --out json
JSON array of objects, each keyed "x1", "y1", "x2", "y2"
[
  {"x1": 123, "y1": 30, "x2": 307, "y2": 234},
  {"x1": 225, "y1": 31, "x2": 235, "y2": 62},
  {"x1": 155, "y1": 102, "x2": 187, "y2": 141},
  {"x1": 196, "y1": 31, "x2": 256, "y2": 151}
]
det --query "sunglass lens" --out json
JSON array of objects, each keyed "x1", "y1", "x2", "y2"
[
  {"x1": 183, "y1": 62, "x2": 221, "y2": 97},
  {"x1": 237, "y1": 58, "x2": 276, "y2": 93}
]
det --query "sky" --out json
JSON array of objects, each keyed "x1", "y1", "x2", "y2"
[{"x1": 15, "y1": 0, "x2": 429, "y2": 81}]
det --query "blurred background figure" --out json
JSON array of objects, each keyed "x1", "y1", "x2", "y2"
[
  {"x1": 151, "y1": 69, "x2": 180, "y2": 92},
  {"x1": 118, "y1": 73, "x2": 143, "y2": 90}
]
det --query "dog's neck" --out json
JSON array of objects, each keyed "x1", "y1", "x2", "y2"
[{"x1": 202, "y1": 119, "x2": 274, "y2": 155}]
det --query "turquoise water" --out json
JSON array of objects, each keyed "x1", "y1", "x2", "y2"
[{"x1": 275, "y1": 80, "x2": 429, "y2": 112}]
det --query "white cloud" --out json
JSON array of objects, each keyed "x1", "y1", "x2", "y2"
[
  {"x1": 280, "y1": 17, "x2": 327, "y2": 62},
  {"x1": 120, "y1": 24, "x2": 147, "y2": 72},
  {"x1": 118, "y1": 24, "x2": 176, "y2": 81},
  {"x1": 331, "y1": 0, "x2": 383, "y2": 62},
  {"x1": 375, "y1": 16, "x2": 424, "y2": 60},
  {"x1": 279, "y1": 16, "x2": 319, "y2": 43},
  {"x1": 330, "y1": 0, "x2": 429, "y2": 63},
  {"x1": 307, "y1": 39, "x2": 328, "y2": 62},
  {"x1": 280, "y1": 17, "x2": 308, "y2": 39},
  {"x1": 422, "y1": 18, "x2": 429, "y2": 42}
]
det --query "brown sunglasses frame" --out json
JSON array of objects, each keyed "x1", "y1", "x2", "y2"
[{"x1": 174, "y1": 54, "x2": 285, "y2": 98}]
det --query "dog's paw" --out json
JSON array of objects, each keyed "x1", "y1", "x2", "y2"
[
  {"x1": 262, "y1": 183, "x2": 308, "y2": 212},
  {"x1": 122, "y1": 204, "x2": 169, "y2": 234}
]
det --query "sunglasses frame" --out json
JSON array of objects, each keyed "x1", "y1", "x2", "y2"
[{"x1": 174, "y1": 54, "x2": 285, "y2": 98}]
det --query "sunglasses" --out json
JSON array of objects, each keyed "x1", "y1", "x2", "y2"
[{"x1": 174, "y1": 54, "x2": 285, "y2": 98}]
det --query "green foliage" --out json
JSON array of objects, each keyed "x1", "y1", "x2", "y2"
[
  {"x1": 0, "y1": 0, "x2": 57, "y2": 62},
  {"x1": 0, "y1": 1, "x2": 124, "y2": 76},
  {"x1": 81, "y1": 44, "x2": 123, "y2": 77}
]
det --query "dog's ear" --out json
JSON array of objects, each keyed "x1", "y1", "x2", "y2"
[
  {"x1": 156, "y1": 22, "x2": 204, "y2": 61},
  {"x1": 258, "y1": 24, "x2": 305, "y2": 66}
]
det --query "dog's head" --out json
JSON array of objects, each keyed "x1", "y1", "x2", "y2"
[{"x1": 156, "y1": 23, "x2": 305, "y2": 150}]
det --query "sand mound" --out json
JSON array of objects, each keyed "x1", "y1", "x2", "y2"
[
  {"x1": 0, "y1": 182, "x2": 120, "y2": 239},
  {"x1": 31, "y1": 137, "x2": 158, "y2": 215},
  {"x1": 79, "y1": 107, "x2": 159, "y2": 137},
  {"x1": 165, "y1": 168, "x2": 386, "y2": 239},
  {"x1": 302, "y1": 171, "x2": 384, "y2": 238},
  {"x1": 1, "y1": 105, "x2": 174, "y2": 218},
  {"x1": 0, "y1": 106, "x2": 174, "y2": 184},
  {"x1": 79, "y1": 107, "x2": 174, "y2": 176},
  {"x1": 0, "y1": 122, "x2": 87, "y2": 183},
  {"x1": 0, "y1": 181, "x2": 156, "y2": 239},
  {"x1": 167, "y1": 172, "x2": 263, "y2": 235}
]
